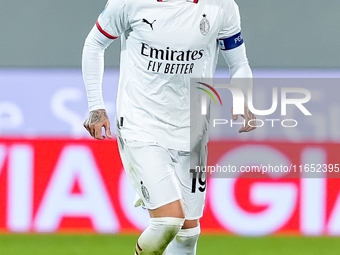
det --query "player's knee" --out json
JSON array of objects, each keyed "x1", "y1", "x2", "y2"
[
  {"x1": 166, "y1": 224, "x2": 201, "y2": 255},
  {"x1": 136, "y1": 217, "x2": 185, "y2": 254},
  {"x1": 177, "y1": 224, "x2": 201, "y2": 248}
]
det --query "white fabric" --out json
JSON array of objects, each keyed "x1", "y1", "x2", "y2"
[
  {"x1": 82, "y1": 25, "x2": 114, "y2": 111},
  {"x1": 166, "y1": 224, "x2": 201, "y2": 255},
  {"x1": 218, "y1": 0, "x2": 241, "y2": 39},
  {"x1": 134, "y1": 193, "x2": 146, "y2": 208},
  {"x1": 221, "y1": 43, "x2": 253, "y2": 105},
  {"x1": 117, "y1": 134, "x2": 207, "y2": 219},
  {"x1": 136, "y1": 217, "x2": 185, "y2": 254},
  {"x1": 82, "y1": 0, "x2": 252, "y2": 151},
  {"x1": 97, "y1": 0, "x2": 130, "y2": 39},
  {"x1": 117, "y1": 137, "x2": 182, "y2": 210}
]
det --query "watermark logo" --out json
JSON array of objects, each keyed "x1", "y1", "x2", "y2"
[
  {"x1": 196, "y1": 82, "x2": 222, "y2": 106},
  {"x1": 195, "y1": 80, "x2": 312, "y2": 128},
  {"x1": 200, "y1": 83, "x2": 311, "y2": 116}
]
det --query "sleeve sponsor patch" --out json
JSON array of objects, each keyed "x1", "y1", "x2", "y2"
[{"x1": 219, "y1": 32, "x2": 244, "y2": 50}]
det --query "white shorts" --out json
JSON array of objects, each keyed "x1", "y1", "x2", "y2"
[{"x1": 117, "y1": 136, "x2": 207, "y2": 220}]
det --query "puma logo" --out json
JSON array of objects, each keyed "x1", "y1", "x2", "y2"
[{"x1": 142, "y1": 19, "x2": 156, "y2": 30}]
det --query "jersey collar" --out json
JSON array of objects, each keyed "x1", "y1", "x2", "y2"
[{"x1": 157, "y1": 0, "x2": 199, "y2": 3}]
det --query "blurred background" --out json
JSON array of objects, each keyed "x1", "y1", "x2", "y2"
[
  {"x1": 1, "y1": 0, "x2": 340, "y2": 69},
  {"x1": 0, "y1": 0, "x2": 340, "y2": 254}
]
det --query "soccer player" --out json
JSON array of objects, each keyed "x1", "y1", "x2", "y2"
[{"x1": 82, "y1": 0, "x2": 255, "y2": 254}]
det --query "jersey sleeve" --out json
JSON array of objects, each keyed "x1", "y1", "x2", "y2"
[
  {"x1": 96, "y1": 0, "x2": 130, "y2": 39},
  {"x1": 217, "y1": 0, "x2": 243, "y2": 50},
  {"x1": 218, "y1": 1, "x2": 252, "y2": 106}
]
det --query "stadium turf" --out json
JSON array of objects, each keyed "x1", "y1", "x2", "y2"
[{"x1": 0, "y1": 234, "x2": 339, "y2": 255}]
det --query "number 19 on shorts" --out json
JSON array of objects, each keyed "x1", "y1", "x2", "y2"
[{"x1": 190, "y1": 169, "x2": 207, "y2": 193}]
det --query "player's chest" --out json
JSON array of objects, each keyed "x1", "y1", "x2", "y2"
[{"x1": 127, "y1": 2, "x2": 221, "y2": 48}]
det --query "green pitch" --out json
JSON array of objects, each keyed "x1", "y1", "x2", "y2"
[{"x1": 0, "y1": 234, "x2": 339, "y2": 255}]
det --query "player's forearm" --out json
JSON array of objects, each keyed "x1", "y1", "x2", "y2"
[
  {"x1": 222, "y1": 44, "x2": 253, "y2": 105},
  {"x1": 82, "y1": 25, "x2": 113, "y2": 111}
]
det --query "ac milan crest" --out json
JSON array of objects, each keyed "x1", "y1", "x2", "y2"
[
  {"x1": 200, "y1": 14, "x2": 210, "y2": 35},
  {"x1": 141, "y1": 181, "x2": 150, "y2": 202}
]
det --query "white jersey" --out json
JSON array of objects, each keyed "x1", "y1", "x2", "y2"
[{"x1": 95, "y1": 0, "x2": 246, "y2": 151}]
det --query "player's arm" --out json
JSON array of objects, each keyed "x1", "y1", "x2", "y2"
[
  {"x1": 220, "y1": 39, "x2": 255, "y2": 133},
  {"x1": 82, "y1": 25, "x2": 115, "y2": 140},
  {"x1": 218, "y1": 0, "x2": 255, "y2": 133},
  {"x1": 82, "y1": 0, "x2": 129, "y2": 139}
]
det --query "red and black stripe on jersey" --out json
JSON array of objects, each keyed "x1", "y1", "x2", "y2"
[{"x1": 96, "y1": 21, "x2": 118, "y2": 40}]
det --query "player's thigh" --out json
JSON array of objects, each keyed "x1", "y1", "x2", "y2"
[
  {"x1": 172, "y1": 145, "x2": 207, "y2": 220},
  {"x1": 117, "y1": 136, "x2": 183, "y2": 211},
  {"x1": 148, "y1": 200, "x2": 184, "y2": 218},
  {"x1": 182, "y1": 219, "x2": 200, "y2": 229}
]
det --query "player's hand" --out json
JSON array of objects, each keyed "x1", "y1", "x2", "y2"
[
  {"x1": 83, "y1": 109, "x2": 112, "y2": 140},
  {"x1": 231, "y1": 105, "x2": 256, "y2": 133}
]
